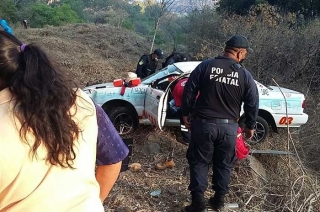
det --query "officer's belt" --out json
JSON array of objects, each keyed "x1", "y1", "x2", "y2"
[{"x1": 194, "y1": 117, "x2": 238, "y2": 124}]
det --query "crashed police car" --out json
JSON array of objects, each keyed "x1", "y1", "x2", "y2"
[{"x1": 83, "y1": 62, "x2": 308, "y2": 143}]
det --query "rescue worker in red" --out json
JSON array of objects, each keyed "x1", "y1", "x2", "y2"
[
  {"x1": 169, "y1": 77, "x2": 191, "y2": 145},
  {"x1": 135, "y1": 49, "x2": 164, "y2": 79},
  {"x1": 181, "y1": 34, "x2": 259, "y2": 212}
]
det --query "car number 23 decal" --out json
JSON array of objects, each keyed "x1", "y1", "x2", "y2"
[{"x1": 279, "y1": 117, "x2": 293, "y2": 125}]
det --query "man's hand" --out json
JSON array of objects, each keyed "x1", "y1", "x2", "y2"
[
  {"x1": 242, "y1": 128, "x2": 254, "y2": 140},
  {"x1": 183, "y1": 115, "x2": 192, "y2": 130}
]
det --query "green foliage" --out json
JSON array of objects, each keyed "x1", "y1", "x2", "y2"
[
  {"x1": 60, "y1": 0, "x2": 87, "y2": 21},
  {"x1": 154, "y1": 30, "x2": 167, "y2": 45},
  {"x1": 52, "y1": 4, "x2": 80, "y2": 25},
  {"x1": 29, "y1": 3, "x2": 80, "y2": 28},
  {"x1": 134, "y1": 21, "x2": 150, "y2": 35},
  {"x1": 0, "y1": 0, "x2": 19, "y2": 23},
  {"x1": 123, "y1": 19, "x2": 134, "y2": 30}
]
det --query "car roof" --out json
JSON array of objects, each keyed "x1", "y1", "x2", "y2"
[{"x1": 173, "y1": 61, "x2": 201, "y2": 73}]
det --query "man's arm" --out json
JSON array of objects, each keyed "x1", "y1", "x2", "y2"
[
  {"x1": 136, "y1": 55, "x2": 147, "y2": 78},
  {"x1": 96, "y1": 162, "x2": 122, "y2": 202},
  {"x1": 242, "y1": 71, "x2": 259, "y2": 137},
  {"x1": 94, "y1": 103, "x2": 129, "y2": 202},
  {"x1": 181, "y1": 61, "x2": 208, "y2": 117}
]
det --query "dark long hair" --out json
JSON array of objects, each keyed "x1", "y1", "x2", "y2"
[{"x1": 0, "y1": 31, "x2": 80, "y2": 168}]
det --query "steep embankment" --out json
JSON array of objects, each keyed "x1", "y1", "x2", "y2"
[{"x1": 15, "y1": 23, "x2": 150, "y2": 87}]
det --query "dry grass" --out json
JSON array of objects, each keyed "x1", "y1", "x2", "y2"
[
  {"x1": 15, "y1": 23, "x2": 150, "y2": 87},
  {"x1": 102, "y1": 126, "x2": 320, "y2": 212}
]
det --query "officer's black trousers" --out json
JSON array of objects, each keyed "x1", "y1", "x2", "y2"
[{"x1": 187, "y1": 119, "x2": 238, "y2": 195}]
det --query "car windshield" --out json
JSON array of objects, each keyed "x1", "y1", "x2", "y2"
[{"x1": 142, "y1": 64, "x2": 183, "y2": 85}]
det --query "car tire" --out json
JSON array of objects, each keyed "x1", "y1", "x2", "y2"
[
  {"x1": 239, "y1": 116, "x2": 269, "y2": 144},
  {"x1": 107, "y1": 106, "x2": 138, "y2": 135}
]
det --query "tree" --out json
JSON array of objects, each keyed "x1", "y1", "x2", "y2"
[
  {"x1": 268, "y1": 0, "x2": 320, "y2": 18},
  {"x1": 217, "y1": 0, "x2": 266, "y2": 16},
  {"x1": 59, "y1": 0, "x2": 87, "y2": 21},
  {"x1": 14, "y1": 0, "x2": 47, "y2": 8},
  {"x1": 29, "y1": 3, "x2": 80, "y2": 27},
  {"x1": 146, "y1": 0, "x2": 176, "y2": 53},
  {"x1": 218, "y1": 0, "x2": 320, "y2": 18},
  {"x1": 0, "y1": 0, "x2": 19, "y2": 23}
]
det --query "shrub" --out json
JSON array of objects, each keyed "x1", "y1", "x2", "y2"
[{"x1": 30, "y1": 3, "x2": 80, "y2": 28}]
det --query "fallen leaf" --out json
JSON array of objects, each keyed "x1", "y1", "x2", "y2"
[
  {"x1": 128, "y1": 163, "x2": 142, "y2": 172},
  {"x1": 156, "y1": 159, "x2": 175, "y2": 170}
]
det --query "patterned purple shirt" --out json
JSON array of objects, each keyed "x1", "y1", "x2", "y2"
[{"x1": 94, "y1": 103, "x2": 129, "y2": 165}]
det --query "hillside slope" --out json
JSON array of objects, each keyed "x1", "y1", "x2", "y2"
[{"x1": 15, "y1": 24, "x2": 150, "y2": 87}]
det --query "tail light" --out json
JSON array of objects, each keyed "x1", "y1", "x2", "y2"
[{"x1": 302, "y1": 100, "x2": 306, "y2": 109}]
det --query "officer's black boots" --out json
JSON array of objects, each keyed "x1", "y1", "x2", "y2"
[
  {"x1": 209, "y1": 193, "x2": 225, "y2": 211},
  {"x1": 183, "y1": 191, "x2": 207, "y2": 212}
]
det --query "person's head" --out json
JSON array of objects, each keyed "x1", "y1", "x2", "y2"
[
  {"x1": 0, "y1": 31, "x2": 80, "y2": 168},
  {"x1": 152, "y1": 48, "x2": 164, "y2": 61},
  {"x1": 224, "y1": 34, "x2": 253, "y2": 64},
  {"x1": 179, "y1": 53, "x2": 192, "y2": 62}
]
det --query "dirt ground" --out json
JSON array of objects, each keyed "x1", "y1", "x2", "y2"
[
  {"x1": 14, "y1": 24, "x2": 319, "y2": 212},
  {"x1": 103, "y1": 127, "x2": 320, "y2": 212},
  {"x1": 104, "y1": 126, "x2": 247, "y2": 212}
]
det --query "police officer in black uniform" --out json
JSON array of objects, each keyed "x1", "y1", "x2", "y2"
[
  {"x1": 135, "y1": 49, "x2": 164, "y2": 79},
  {"x1": 181, "y1": 34, "x2": 259, "y2": 212},
  {"x1": 162, "y1": 52, "x2": 192, "y2": 68},
  {"x1": 22, "y1": 19, "x2": 28, "y2": 29}
]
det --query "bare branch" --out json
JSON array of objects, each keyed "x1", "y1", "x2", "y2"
[{"x1": 148, "y1": 0, "x2": 177, "y2": 53}]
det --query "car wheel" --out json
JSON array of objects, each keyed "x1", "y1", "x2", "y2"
[
  {"x1": 239, "y1": 116, "x2": 269, "y2": 144},
  {"x1": 108, "y1": 107, "x2": 138, "y2": 135}
]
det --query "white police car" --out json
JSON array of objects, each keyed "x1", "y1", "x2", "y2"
[{"x1": 84, "y1": 62, "x2": 308, "y2": 143}]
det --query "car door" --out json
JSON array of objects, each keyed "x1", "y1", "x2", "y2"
[
  {"x1": 144, "y1": 75, "x2": 185, "y2": 130},
  {"x1": 144, "y1": 86, "x2": 166, "y2": 129},
  {"x1": 158, "y1": 88, "x2": 170, "y2": 130},
  {"x1": 158, "y1": 74, "x2": 191, "y2": 130}
]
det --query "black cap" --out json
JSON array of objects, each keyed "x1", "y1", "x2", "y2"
[
  {"x1": 153, "y1": 49, "x2": 164, "y2": 59},
  {"x1": 225, "y1": 34, "x2": 253, "y2": 53}
]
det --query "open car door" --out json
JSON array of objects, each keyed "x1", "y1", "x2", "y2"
[
  {"x1": 158, "y1": 74, "x2": 191, "y2": 129},
  {"x1": 158, "y1": 87, "x2": 170, "y2": 130},
  {"x1": 144, "y1": 87, "x2": 166, "y2": 129},
  {"x1": 144, "y1": 74, "x2": 180, "y2": 130},
  {"x1": 144, "y1": 74, "x2": 189, "y2": 131},
  {"x1": 144, "y1": 86, "x2": 173, "y2": 131}
]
